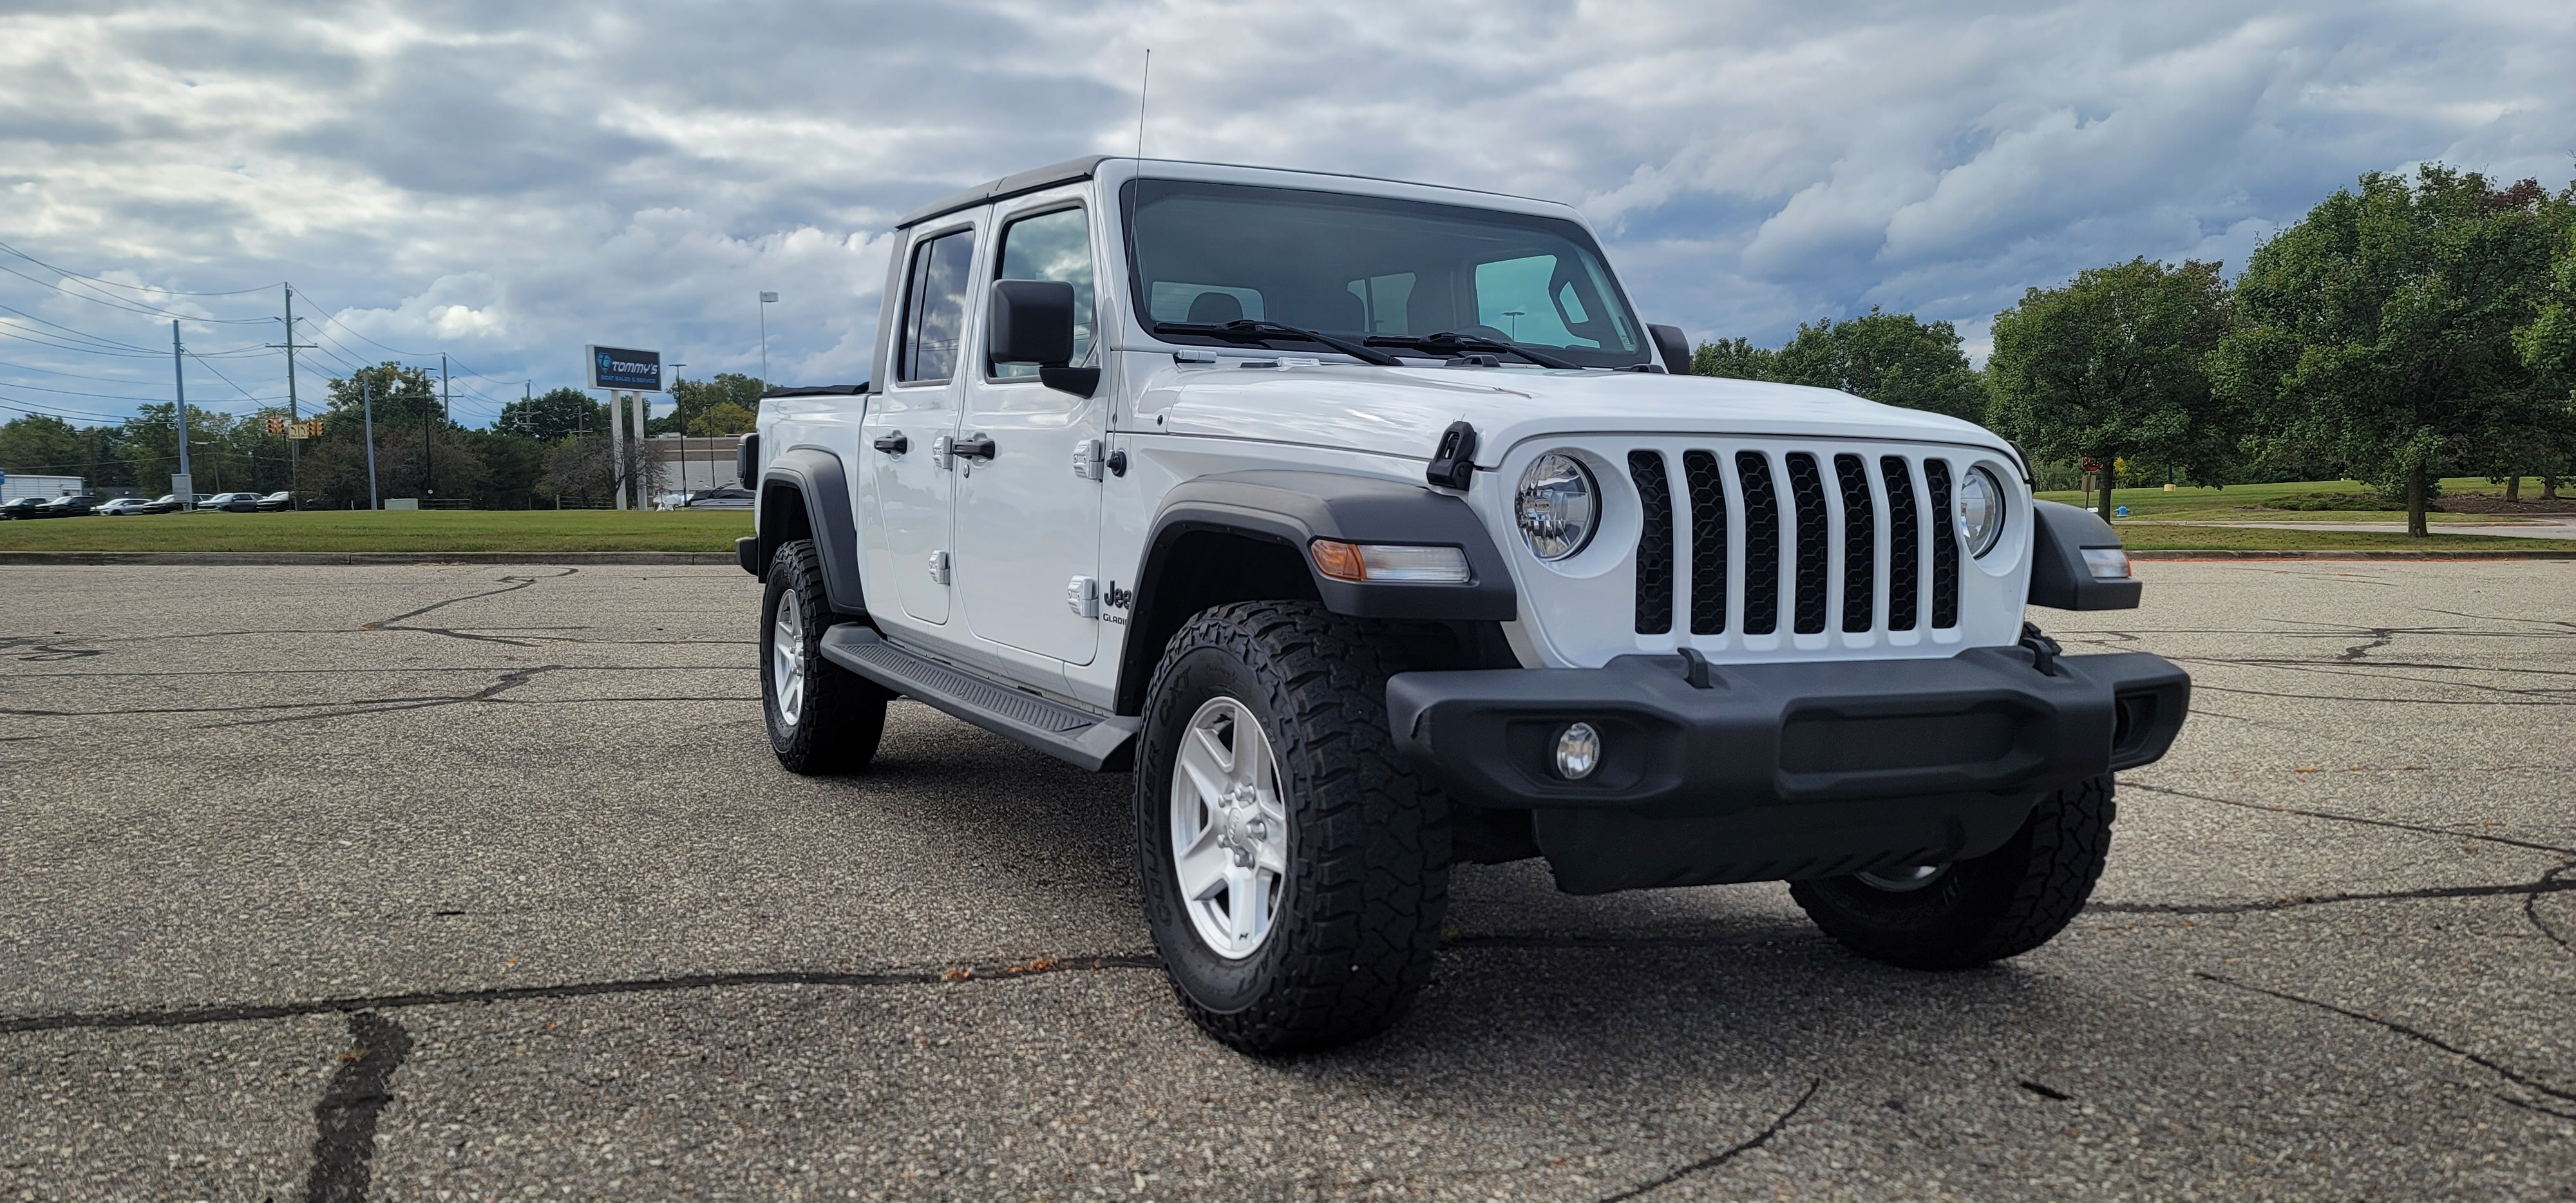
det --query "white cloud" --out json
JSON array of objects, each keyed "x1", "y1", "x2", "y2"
[{"x1": 1, "y1": 0, "x2": 2569, "y2": 423}]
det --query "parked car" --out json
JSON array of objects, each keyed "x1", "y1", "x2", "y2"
[
  {"x1": 33, "y1": 494, "x2": 106, "y2": 517},
  {"x1": 256, "y1": 491, "x2": 296, "y2": 511},
  {"x1": 139, "y1": 493, "x2": 213, "y2": 513},
  {"x1": 741, "y1": 155, "x2": 2190, "y2": 1054},
  {"x1": 685, "y1": 487, "x2": 755, "y2": 509},
  {"x1": 202, "y1": 492, "x2": 264, "y2": 512},
  {"x1": 1, "y1": 497, "x2": 52, "y2": 518},
  {"x1": 93, "y1": 497, "x2": 155, "y2": 516}
]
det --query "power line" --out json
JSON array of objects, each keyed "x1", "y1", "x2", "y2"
[
  {"x1": 0, "y1": 356, "x2": 185, "y2": 384},
  {"x1": 0, "y1": 261, "x2": 271, "y2": 324},
  {"x1": 0, "y1": 238, "x2": 281, "y2": 296}
]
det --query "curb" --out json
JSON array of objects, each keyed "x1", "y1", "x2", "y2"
[
  {"x1": 0, "y1": 551, "x2": 741, "y2": 566},
  {"x1": 2127, "y1": 549, "x2": 2576, "y2": 561}
]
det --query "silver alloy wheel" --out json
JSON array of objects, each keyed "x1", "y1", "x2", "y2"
[
  {"x1": 1170, "y1": 696, "x2": 1289, "y2": 959},
  {"x1": 1855, "y1": 864, "x2": 1949, "y2": 893},
  {"x1": 771, "y1": 589, "x2": 806, "y2": 728}
]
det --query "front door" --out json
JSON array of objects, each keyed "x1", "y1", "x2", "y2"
[
  {"x1": 954, "y1": 196, "x2": 1104, "y2": 665},
  {"x1": 869, "y1": 218, "x2": 981, "y2": 625}
]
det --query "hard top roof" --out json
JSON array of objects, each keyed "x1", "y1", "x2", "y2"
[{"x1": 893, "y1": 156, "x2": 1564, "y2": 230}]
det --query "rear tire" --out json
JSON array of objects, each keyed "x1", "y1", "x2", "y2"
[
  {"x1": 760, "y1": 539, "x2": 888, "y2": 775},
  {"x1": 1790, "y1": 775, "x2": 2115, "y2": 970},
  {"x1": 1133, "y1": 602, "x2": 1453, "y2": 1054}
]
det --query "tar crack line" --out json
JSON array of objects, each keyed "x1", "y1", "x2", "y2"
[{"x1": 303, "y1": 1011, "x2": 413, "y2": 1203}]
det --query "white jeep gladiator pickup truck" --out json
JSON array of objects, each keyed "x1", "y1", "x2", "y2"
[{"x1": 741, "y1": 156, "x2": 2190, "y2": 1053}]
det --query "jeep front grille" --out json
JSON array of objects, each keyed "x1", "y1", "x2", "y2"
[{"x1": 1630, "y1": 444, "x2": 1964, "y2": 640}]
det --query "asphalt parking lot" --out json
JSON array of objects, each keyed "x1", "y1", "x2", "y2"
[{"x1": 3, "y1": 561, "x2": 2571, "y2": 1201}]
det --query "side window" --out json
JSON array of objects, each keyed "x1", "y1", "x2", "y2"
[
  {"x1": 1472, "y1": 254, "x2": 1595, "y2": 348},
  {"x1": 991, "y1": 208, "x2": 1095, "y2": 379},
  {"x1": 898, "y1": 229, "x2": 976, "y2": 383}
]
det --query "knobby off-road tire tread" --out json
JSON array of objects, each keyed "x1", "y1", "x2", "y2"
[
  {"x1": 761, "y1": 539, "x2": 887, "y2": 776},
  {"x1": 1137, "y1": 600, "x2": 1455, "y2": 1053},
  {"x1": 1790, "y1": 775, "x2": 2116, "y2": 971}
]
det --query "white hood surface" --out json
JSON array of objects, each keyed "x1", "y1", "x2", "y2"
[{"x1": 1144, "y1": 364, "x2": 2011, "y2": 466}]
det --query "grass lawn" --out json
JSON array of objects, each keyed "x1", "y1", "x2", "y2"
[
  {"x1": 3, "y1": 480, "x2": 2567, "y2": 555},
  {"x1": 2116, "y1": 525, "x2": 2576, "y2": 552},
  {"x1": 2035, "y1": 476, "x2": 2547, "y2": 524},
  {"x1": 0, "y1": 508, "x2": 751, "y2": 553}
]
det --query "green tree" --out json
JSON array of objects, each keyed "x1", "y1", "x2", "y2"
[
  {"x1": 0, "y1": 414, "x2": 91, "y2": 477},
  {"x1": 1768, "y1": 308, "x2": 1987, "y2": 421},
  {"x1": 1988, "y1": 258, "x2": 2239, "y2": 522},
  {"x1": 2511, "y1": 205, "x2": 2576, "y2": 499},
  {"x1": 1689, "y1": 310, "x2": 1984, "y2": 422},
  {"x1": 465, "y1": 430, "x2": 549, "y2": 509},
  {"x1": 2217, "y1": 167, "x2": 2568, "y2": 534},
  {"x1": 325, "y1": 363, "x2": 445, "y2": 430},
  {"x1": 1689, "y1": 337, "x2": 1776, "y2": 380},
  {"x1": 661, "y1": 374, "x2": 764, "y2": 436},
  {"x1": 498, "y1": 386, "x2": 607, "y2": 442},
  {"x1": 687, "y1": 401, "x2": 757, "y2": 437}
]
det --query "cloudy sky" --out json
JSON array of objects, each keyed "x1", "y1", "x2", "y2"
[{"x1": 1, "y1": 0, "x2": 2568, "y2": 430}]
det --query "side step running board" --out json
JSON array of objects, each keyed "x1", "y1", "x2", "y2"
[{"x1": 817, "y1": 625, "x2": 1141, "y2": 772}]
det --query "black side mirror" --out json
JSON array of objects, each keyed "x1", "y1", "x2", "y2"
[
  {"x1": 989, "y1": 279, "x2": 1076, "y2": 366},
  {"x1": 1648, "y1": 323, "x2": 1691, "y2": 375}
]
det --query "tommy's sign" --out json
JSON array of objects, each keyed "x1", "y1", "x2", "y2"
[{"x1": 586, "y1": 345, "x2": 663, "y2": 392}]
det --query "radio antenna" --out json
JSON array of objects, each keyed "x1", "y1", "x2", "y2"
[{"x1": 1135, "y1": 49, "x2": 1151, "y2": 160}]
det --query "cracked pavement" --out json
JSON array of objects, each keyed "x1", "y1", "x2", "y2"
[{"x1": 1, "y1": 561, "x2": 2570, "y2": 1200}]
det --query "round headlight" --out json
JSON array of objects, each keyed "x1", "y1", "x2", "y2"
[
  {"x1": 1956, "y1": 466, "x2": 2005, "y2": 557},
  {"x1": 1514, "y1": 452, "x2": 1597, "y2": 561}
]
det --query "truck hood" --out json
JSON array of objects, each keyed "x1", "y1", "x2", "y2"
[{"x1": 1144, "y1": 363, "x2": 2009, "y2": 467}]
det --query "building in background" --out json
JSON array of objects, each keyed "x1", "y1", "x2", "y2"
[
  {"x1": 0, "y1": 473, "x2": 84, "y2": 501},
  {"x1": 646, "y1": 434, "x2": 746, "y2": 495}
]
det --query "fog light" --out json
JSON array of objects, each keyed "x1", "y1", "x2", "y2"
[
  {"x1": 2081, "y1": 547, "x2": 2130, "y2": 580},
  {"x1": 1553, "y1": 723, "x2": 1601, "y2": 780}
]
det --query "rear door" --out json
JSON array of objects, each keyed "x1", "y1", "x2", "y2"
[
  {"x1": 952, "y1": 192, "x2": 1104, "y2": 665},
  {"x1": 866, "y1": 217, "x2": 983, "y2": 626}
]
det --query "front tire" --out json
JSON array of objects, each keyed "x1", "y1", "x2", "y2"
[
  {"x1": 1790, "y1": 775, "x2": 2116, "y2": 970},
  {"x1": 760, "y1": 539, "x2": 888, "y2": 775},
  {"x1": 1133, "y1": 602, "x2": 1452, "y2": 1054}
]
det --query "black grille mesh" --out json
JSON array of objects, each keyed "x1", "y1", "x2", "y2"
[
  {"x1": 1736, "y1": 451, "x2": 1781, "y2": 636},
  {"x1": 1682, "y1": 450, "x2": 1728, "y2": 634},
  {"x1": 1835, "y1": 453, "x2": 1875, "y2": 633},
  {"x1": 1926, "y1": 458, "x2": 1960, "y2": 629},
  {"x1": 1629, "y1": 450, "x2": 1674, "y2": 635},
  {"x1": 1881, "y1": 457, "x2": 1920, "y2": 631},
  {"x1": 1785, "y1": 453, "x2": 1829, "y2": 635}
]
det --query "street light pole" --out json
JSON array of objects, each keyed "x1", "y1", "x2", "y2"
[{"x1": 759, "y1": 291, "x2": 778, "y2": 390}]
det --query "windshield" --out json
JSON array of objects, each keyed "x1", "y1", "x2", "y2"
[{"x1": 1122, "y1": 179, "x2": 1649, "y2": 368}]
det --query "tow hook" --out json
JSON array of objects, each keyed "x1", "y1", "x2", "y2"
[{"x1": 2020, "y1": 622, "x2": 2063, "y2": 676}]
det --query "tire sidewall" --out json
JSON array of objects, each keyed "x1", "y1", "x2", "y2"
[
  {"x1": 1135, "y1": 641, "x2": 1303, "y2": 1015},
  {"x1": 760, "y1": 544, "x2": 831, "y2": 757}
]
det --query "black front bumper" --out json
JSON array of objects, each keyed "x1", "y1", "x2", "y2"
[{"x1": 1385, "y1": 646, "x2": 2188, "y2": 893}]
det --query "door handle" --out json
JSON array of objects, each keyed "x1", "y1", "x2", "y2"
[
  {"x1": 873, "y1": 431, "x2": 908, "y2": 455},
  {"x1": 952, "y1": 434, "x2": 996, "y2": 460}
]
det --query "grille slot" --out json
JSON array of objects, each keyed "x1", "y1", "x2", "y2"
[
  {"x1": 1616, "y1": 442, "x2": 1960, "y2": 648},
  {"x1": 1881, "y1": 456, "x2": 1920, "y2": 631},
  {"x1": 1735, "y1": 451, "x2": 1781, "y2": 636},
  {"x1": 1629, "y1": 450, "x2": 1674, "y2": 635},
  {"x1": 1926, "y1": 458, "x2": 1960, "y2": 629},
  {"x1": 1682, "y1": 450, "x2": 1728, "y2": 635},
  {"x1": 1834, "y1": 453, "x2": 1875, "y2": 633},
  {"x1": 1785, "y1": 453, "x2": 1829, "y2": 635}
]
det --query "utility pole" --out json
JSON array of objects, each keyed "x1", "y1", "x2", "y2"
[
  {"x1": 269, "y1": 285, "x2": 316, "y2": 509},
  {"x1": 361, "y1": 374, "x2": 380, "y2": 510},
  {"x1": 169, "y1": 321, "x2": 193, "y2": 510}
]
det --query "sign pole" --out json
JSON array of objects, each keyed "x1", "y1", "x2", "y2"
[
  {"x1": 632, "y1": 387, "x2": 651, "y2": 509},
  {"x1": 610, "y1": 389, "x2": 627, "y2": 510}
]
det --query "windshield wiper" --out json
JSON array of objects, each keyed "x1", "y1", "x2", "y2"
[
  {"x1": 1362, "y1": 332, "x2": 1582, "y2": 370},
  {"x1": 1153, "y1": 319, "x2": 1405, "y2": 366}
]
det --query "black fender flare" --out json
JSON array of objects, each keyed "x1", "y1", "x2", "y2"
[
  {"x1": 1139, "y1": 470, "x2": 1518, "y2": 622},
  {"x1": 757, "y1": 446, "x2": 867, "y2": 615},
  {"x1": 2027, "y1": 499, "x2": 2141, "y2": 611}
]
